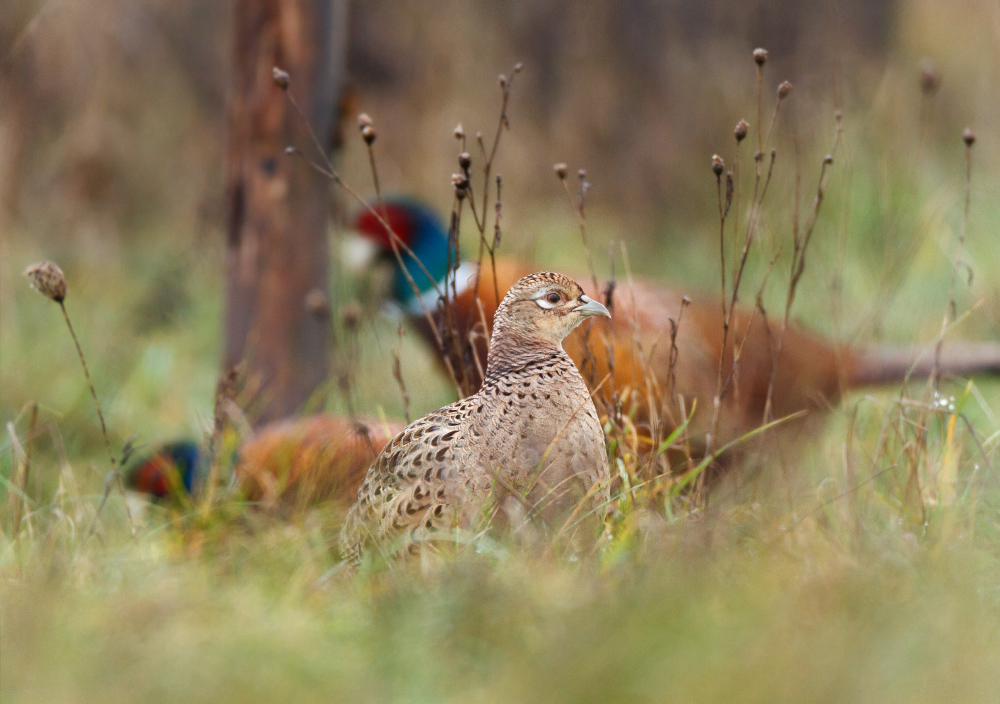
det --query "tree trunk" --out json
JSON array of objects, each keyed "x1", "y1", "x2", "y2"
[{"x1": 224, "y1": 0, "x2": 347, "y2": 424}]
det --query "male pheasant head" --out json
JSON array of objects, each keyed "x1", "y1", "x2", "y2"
[
  {"x1": 492, "y1": 272, "x2": 610, "y2": 348},
  {"x1": 125, "y1": 441, "x2": 202, "y2": 500},
  {"x1": 352, "y1": 199, "x2": 451, "y2": 307}
]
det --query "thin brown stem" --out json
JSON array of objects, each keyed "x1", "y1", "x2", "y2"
[
  {"x1": 479, "y1": 66, "x2": 520, "y2": 230},
  {"x1": 716, "y1": 170, "x2": 728, "y2": 327},
  {"x1": 707, "y1": 150, "x2": 777, "y2": 452},
  {"x1": 763, "y1": 116, "x2": 842, "y2": 421},
  {"x1": 281, "y1": 79, "x2": 462, "y2": 396},
  {"x1": 460, "y1": 65, "x2": 521, "y2": 396},
  {"x1": 203, "y1": 365, "x2": 239, "y2": 514},
  {"x1": 490, "y1": 176, "x2": 503, "y2": 308},
  {"x1": 931, "y1": 133, "x2": 975, "y2": 391},
  {"x1": 12, "y1": 403, "x2": 38, "y2": 536},
  {"x1": 392, "y1": 325, "x2": 412, "y2": 424},
  {"x1": 560, "y1": 174, "x2": 599, "y2": 294},
  {"x1": 760, "y1": 96, "x2": 786, "y2": 156},
  {"x1": 756, "y1": 64, "x2": 764, "y2": 155},
  {"x1": 59, "y1": 302, "x2": 135, "y2": 538}
]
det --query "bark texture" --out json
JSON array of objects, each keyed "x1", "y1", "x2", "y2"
[{"x1": 224, "y1": 0, "x2": 347, "y2": 423}]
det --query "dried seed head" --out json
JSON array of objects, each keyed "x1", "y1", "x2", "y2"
[
  {"x1": 451, "y1": 173, "x2": 469, "y2": 200},
  {"x1": 823, "y1": 154, "x2": 834, "y2": 165},
  {"x1": 272, "y1": 67, "x2": 290, "y2": 89},
  {"x1": 342, "y1": 301, "x2": 362, "y2": 332},
  {"x1": 458, "y1": 152, "x2": 471, "y2": 170},
  {"x1": 514, "y1": 62, "x2": 523, "y2": 73},
  {"x1": 753, "y1": 48, "x2": 768, "y2": 65},
  {"x1": 777, "y1": 81, "x2": 793, "y2": 99},
  {"x1": 361, "y1": 125, "x2": 376, "y2": 145},
  {"x1": 553, "y1": 163, "x2": 568, "y2": 179},
  {"x1": 834, "y1": 109, "x2": 843, "y2": 122},
  {"x1": 734, "y1": 119, "x2": 749, "y2": 142},
  {"x1": 711, "y1": 154, "x2": 724, "y2": 176},
  {"x1": 24, "y1": 261, "x2": 67, "y2": 303},
  {"x1": 919, "y1": 58, "x2": 940, "y2": 95},
  {"x1": 358, "y1": 113, "x2": 374, "y2": 129},
  {"x1": 304, "y1": 288, "x2": 331, "y2": 317},
  {"x1": 577, "y1": 168, "x2": 587, "y2": 180},
  {"x1": 498, "y1": 74, "x2": 507, "y2": 88},
  {"x1": 963, "y1": 127, "x2": 976, "y2": 146},
  {"x1": 453, "y1": 123, "x2": 464, "y2": 140},
  {"x1": 754, "y1": 150, "x2": 763, "y2": 162}
]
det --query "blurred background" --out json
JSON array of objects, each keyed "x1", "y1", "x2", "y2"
[{"x1": 2, "y1": 0, "x2": 998, "y2": 458}]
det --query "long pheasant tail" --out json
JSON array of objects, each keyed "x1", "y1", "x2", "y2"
[{"x1": 848, "y1": 341, "x2": 1000, "y2": 387}]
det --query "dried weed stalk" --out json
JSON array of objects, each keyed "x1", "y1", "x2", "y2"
[{"x1": 24, "y1": 261, "x2": 136, "y2": 538}]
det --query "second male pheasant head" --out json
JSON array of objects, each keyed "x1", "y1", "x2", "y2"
[{"x1": 352, "y1": 199, "x2": 453, "y2": 309}]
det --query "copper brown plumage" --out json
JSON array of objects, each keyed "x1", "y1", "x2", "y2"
[
  {"x1": 354, "y1": 199, "x2": 1000, "y2": 458},
  {"x1": 340, "y1": 272, "x2": 612, "y2": 563},
  {"x1": 126, "y1": 415, "x2": 405, "y2": 509},
  {"x1": 235, "y1": 415, "x2": 406, "y2": 509}
]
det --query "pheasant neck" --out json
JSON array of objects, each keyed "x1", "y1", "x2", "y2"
[{"x1": 483, "y1": 327, "x2": 570, "y2": 384}]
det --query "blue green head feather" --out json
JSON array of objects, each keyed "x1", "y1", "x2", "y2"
[{"x1": 353, "y1": 198, "x2": 454, "y2": 306}]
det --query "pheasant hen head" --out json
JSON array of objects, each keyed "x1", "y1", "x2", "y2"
[{"x1": 492, "y1": 272, "x2": 610, "y2": 347}]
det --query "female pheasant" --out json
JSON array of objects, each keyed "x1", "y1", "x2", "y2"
[{"x1": 340, "y1": 272, "x2": 612, "y2": 563}]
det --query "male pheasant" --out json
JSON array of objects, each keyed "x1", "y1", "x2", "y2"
[
  {"x1": 127, "y1": 440, "x2": 202, "y2": 500},
  {"x1": 126, "y1": 415, "x2": 404, "y2": 508},
  {"x1": 354, "y1": 199, "x2": 1000, "y2": 454},
  {"x1": 340, "y1": 272, "x2": 612, "y2": 563}
]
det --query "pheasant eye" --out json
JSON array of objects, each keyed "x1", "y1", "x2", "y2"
[{"x1": 546, "y1": 292, "x2": 561, "y2": 305}]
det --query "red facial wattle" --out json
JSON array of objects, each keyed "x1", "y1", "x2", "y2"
[
  {"x1": 131, "y1": 457, "x2": 173, "y2": 497},
  {"x1": 354, "y1": 203, "x2": 415, "y2": 251}
]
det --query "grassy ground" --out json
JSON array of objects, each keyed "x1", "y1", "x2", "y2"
[
  {"x1": 5, "y1": 486, "x2": 1000, "y2": 703},
  {"x1": 3, "y1": 211, "x2": 998, "y2": 702},
  {"x1": 3, "y1": 15, "x2": 1000, "y2": 702}
]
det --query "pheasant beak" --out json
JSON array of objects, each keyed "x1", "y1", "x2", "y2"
[{"x1": 573, "y1": 295, "x2": 611, "y2": 319}]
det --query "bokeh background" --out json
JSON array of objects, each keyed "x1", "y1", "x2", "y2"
[{"x1": 2, "y1": 2, "x2": 1000, "y2": 701}]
